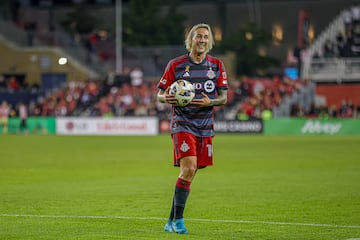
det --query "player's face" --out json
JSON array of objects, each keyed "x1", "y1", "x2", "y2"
[{"x1": 191, "y1": 28, "x2": 210, "y2": 55}]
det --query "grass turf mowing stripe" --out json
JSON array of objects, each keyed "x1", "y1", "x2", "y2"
[{"x1": 1, "y1": 213, "x2": 359, "y2": 229}]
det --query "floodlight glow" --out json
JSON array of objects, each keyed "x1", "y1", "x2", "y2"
[{"x1": 58, "y1": 57, "x2": 68, "y2": 65}]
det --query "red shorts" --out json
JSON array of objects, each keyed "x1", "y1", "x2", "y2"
[{"x1": 171, "y1": 132, "x2": 213, "y2": 168}]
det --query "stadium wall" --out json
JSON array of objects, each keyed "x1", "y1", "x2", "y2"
[
  {"x1": 0, "y1": 35, "x2": 93, "y2": 85},
  {"x1": 315, "y1": 84, "x2": 360, "y2": 108}
]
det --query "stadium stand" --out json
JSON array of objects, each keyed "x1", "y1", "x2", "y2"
[
  {"x1": 1, "y1": 2, "x2": 360, "y2": 121},
  {"x1": 301, "y1": 4, "x2": 360, "y2": 118}
]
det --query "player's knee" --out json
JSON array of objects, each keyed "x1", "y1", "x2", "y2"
[{"x1": 181, "y1": 166, "x2": 197, "y2": 179}]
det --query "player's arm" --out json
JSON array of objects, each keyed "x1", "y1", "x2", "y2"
[
  {"x1": 192, "y1": 89, "x2": 228, "y2": 107},
  {"x1": 157, "y1": 88, "x2": 178, "y2": 105}
]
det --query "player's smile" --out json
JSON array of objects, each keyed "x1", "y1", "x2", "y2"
[
  {"x1": 196, "y1": 43, "x2": 206, "y2": 52},
  {"x1": 192, "y1": 28, "x2": 209, "y2": 55}
]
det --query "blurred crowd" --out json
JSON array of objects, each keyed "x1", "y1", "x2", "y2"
[
  {"x1": 1, "y1": 67, "x2": 360, "y2": 123},
  {"x1": 232, "y1": 75, "x2": 360, "y2": 120},
  {"x1": 232, "y1": 76, "x2": 303, "y2": 120},
  {"x1": 301, "y1": 99, "x2": 360, "y2": 119},
  {"x1": 0, "y1": 66, "x2": 232, "y2": 122}
]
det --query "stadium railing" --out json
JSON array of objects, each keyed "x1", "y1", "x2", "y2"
[
  {"x1": 272, "y1": 81, "x2": 316, "y2": 117},
  {"x1": 306, "y1": 58, "x2": 360, "y2": 82},
  {"x1": 302, "y1": 9, "x2": 345, "y2": 79}
]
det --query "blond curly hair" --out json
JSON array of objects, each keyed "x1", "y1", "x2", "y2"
[{"x1": 185, "y1": 23, "x2": 215, "y2": 54}]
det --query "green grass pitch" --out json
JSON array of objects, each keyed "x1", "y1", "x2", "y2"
[{"x1": 0, "y1": 134, "x2": 359, "y2": 239}]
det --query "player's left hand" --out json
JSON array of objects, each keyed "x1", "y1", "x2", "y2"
[{"x1": 191, "y1": 92, "x2": 211, "y2": 107}]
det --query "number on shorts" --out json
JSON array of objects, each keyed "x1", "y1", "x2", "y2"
[{"x1": 206, "y1": 144, "x2": 212, "y2": 157}]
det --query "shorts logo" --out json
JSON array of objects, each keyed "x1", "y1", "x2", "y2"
[{"x1": 180, "y1": 140, "x2": 190, "y2": 152}]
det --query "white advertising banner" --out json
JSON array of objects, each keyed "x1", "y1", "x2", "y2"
[{"x1": 56, "y1": 117, "x2": 158, "y2": 135}]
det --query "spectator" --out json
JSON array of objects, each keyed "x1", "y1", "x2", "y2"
[
  {"x1": 236, "y1": 107, "x2": 249, "y2": 120},
  {"x1": 343, "y1": 8, "x2": 353, "y2": 37},
  {"x1": 24, "y1": 21, "x2": 36, "y2": 46},
  {"x1": 234, "y1": 77, "x2": 250, "y2": 100},
  {"x1": 339, "y1": 99, "x2": 354, "y2": 118},
  {"x1": 0, "y1": 101, "x2": 10, "y2": 134},
  {"x1": 307, "y1": 103, "x2": 320, "y2": 118},
  {"x1": 339, "y1": 99, "x2": 348, "y2": 117},
  {"x1": 69, "y1": 21, "x2": 81, "y2": 45},
  {"x1": 336, "y1": 31, "x2": 346, "y2": 55},
  {"x1": 0, "y1": 75, "x2": 6, "y2": 90},
  {"x1": 86, "y1": 31, "x2": 100, "y2": 53},
  {"x1": 318, "y1": 106, "x2": 330, "y2": 120},
  {"x1": 130, "y1": 67, "x2": 144, "y2": 87},
  {"x1": 10, "y1": 0, "x2": 20, "y2": 25},
  {"x1": 328, "y1": 105, "x2": 338, "y2": 118},
  {"x1": 342, "y1": 28, "x2": 355, "y2": 57},
  {"x1": 290, "y1": 103, "x2": 305, "y2": 118},
  {"x1": 134, "y1": 103, "x2": 148, "y2": 116},
  {"x1": 114, "y1": 67, "x2": 131, "y2": 87},
  {"x1": 8, "y1": 76, "x2": 20, "y2": 91},
  {"x1": 18, "y1": 102, "x2": 28, "y2": 134},
  {"x1": 323, "y1": 39, "x2": 336, "y2": 57}
]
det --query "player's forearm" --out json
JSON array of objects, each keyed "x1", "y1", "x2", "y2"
[
  {"x1": 210, "y1": 90, "x2": 227, "y2": 106},
  {"x1": 157, "y1": 90, "x2": 166, "y2": 103}
]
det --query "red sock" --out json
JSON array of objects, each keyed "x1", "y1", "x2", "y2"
[{"x1": 176, "y1": 178, "x2": 191, "y2": 190}]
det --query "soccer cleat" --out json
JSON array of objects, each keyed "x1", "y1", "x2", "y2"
[
  {"x1": 172, "y1": 218, "x2": 188, "y2": 234},
  {"x1": 164, "y1": 220, "x2": 174, "y2": 232}
]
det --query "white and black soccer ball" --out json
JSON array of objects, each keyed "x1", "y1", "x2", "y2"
[{"x1": 169, "y1": 80, "x2": 195, "y2": 107}]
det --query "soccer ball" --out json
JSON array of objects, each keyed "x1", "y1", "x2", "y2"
[{"x1": 169, "y1": 80, "x2": 195, "y2": 107}]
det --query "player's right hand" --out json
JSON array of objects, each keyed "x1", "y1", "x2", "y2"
[{"x1": 164, "y1": 87, "x2": 179, "y2": 105}]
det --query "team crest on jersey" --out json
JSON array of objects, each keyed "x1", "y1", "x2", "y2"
[
  {"x1": 180, "y1": 140, "x2": 190, "y2": 152},
  {"x1": 183, "y1": 65, "x2": 190, "y2": 77},
  {"x1": 206, "y1": 67, "x2": 216, "y2": 79}
]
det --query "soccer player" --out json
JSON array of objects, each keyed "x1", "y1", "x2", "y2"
[{"x1": 157, "y1": 23, "x2": 228, "y2": 234}]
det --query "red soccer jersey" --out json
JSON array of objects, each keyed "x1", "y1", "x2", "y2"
[{"x1": 157, "y1": 54, "x2": 228, "y2": 137}]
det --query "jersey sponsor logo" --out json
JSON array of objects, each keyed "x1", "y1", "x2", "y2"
[
  {"x1": 204, "y1": 80, "x2": 216, "y2": 93},
  {"x1": 206, "y1": 67, "x2": 216, "y2": 79},
  {"x1": 180, "y1": 140, "x2": 190, "y2": 152},
  {"x1": 192, "y1": 82, "x2": 201, "y2": 90},
  {"x1": 160, "y1": 78, "x2": 167, "y2": 84}
]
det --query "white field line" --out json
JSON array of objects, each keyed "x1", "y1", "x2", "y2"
[{"x1": 0, "y1": 213, "x2": 359, "y2": 229}]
